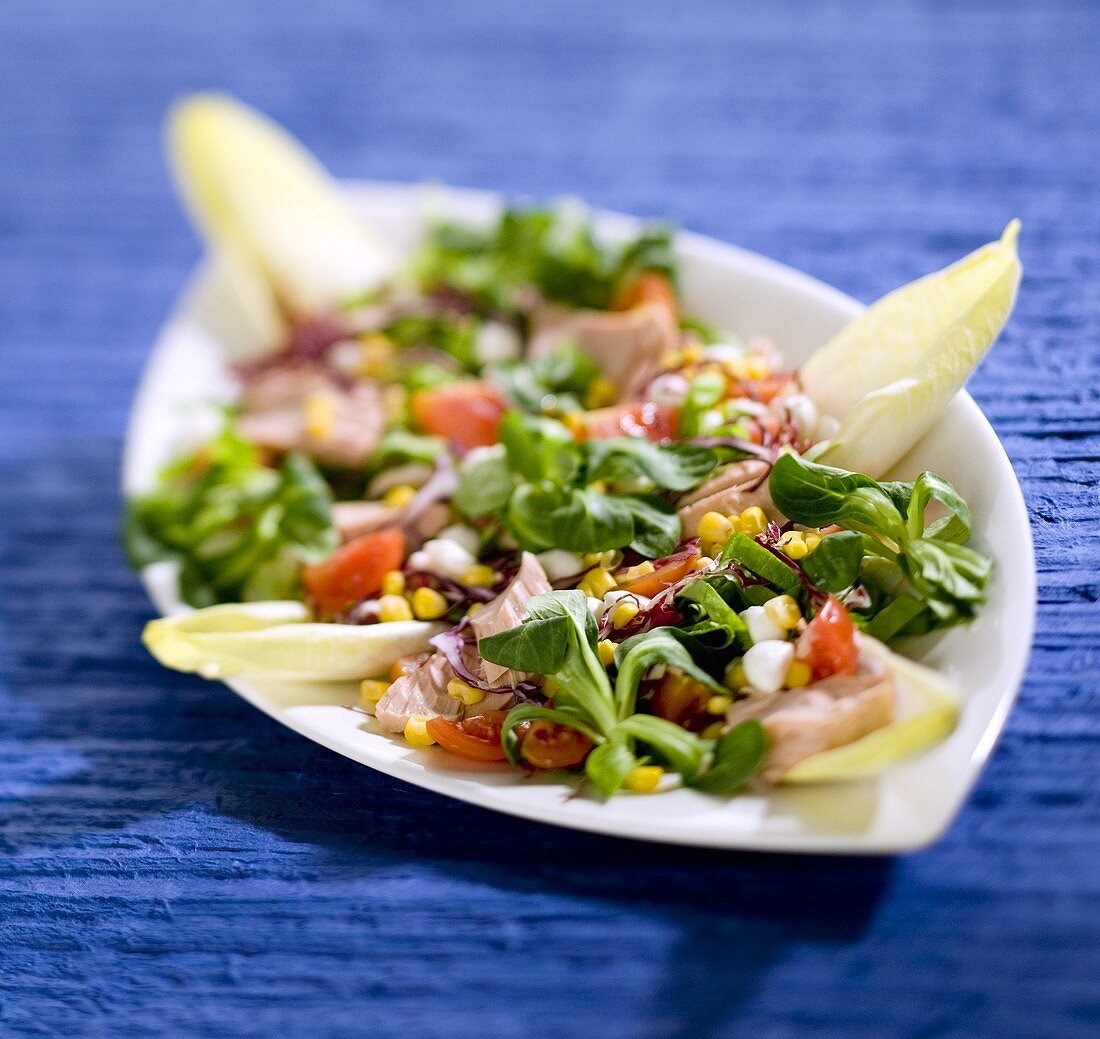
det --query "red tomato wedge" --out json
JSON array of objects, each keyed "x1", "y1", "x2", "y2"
[
  {"x1": 519, "y1": 720, "x2": 593, "y2": 770},
  {"x1": 797, "y1": 596, "x2": 859, "y2": 681},
  {"x1": 426, "y1": 711, "x2": 509, "y2": 763},
  {"x1": 580, "y1": 401, "x2": 679, "y2": 443},
  {"x1": 410, "y1": 380, "x2": 507, "y2": 451},
  {"x1": 612, "y1": 270, "x2": 679, "y2": 317},
  {"x1": 618, "y1": 551, "x2": 700, "y2": 598},
  {"x1": 302, "y1": 528, "x2": 405, "y2": 615}
]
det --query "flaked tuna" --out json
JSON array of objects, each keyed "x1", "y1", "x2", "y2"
[
  {"x1": 676, "y1": 459, "x2": 780, "y2": 534},
  {"x1": 470, "y1": 552, "x2": 553, "y2": 685}
]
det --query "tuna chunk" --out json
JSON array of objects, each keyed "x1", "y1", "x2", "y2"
[
  {"x1": 470, "y1": 552, "x2": 553, "y2": 685},
  {"x1": 676, "y1": 459, "x2": 780, "y2": 535},
  {"x1": 528, "y1": 303, "x2": 678, "y2": 403},
  {"x1": 237, "y1": 365, "x2": 385, "y2": 467},
  {"x1": 331, "y1": 501, "x2": 397, "y2": 542},
  {"x1": 373, "y1": 652, "x2": 514, "y2": 734},
  {"x1": 725, "y1": 670, "x2": 896, "y2": 782}
]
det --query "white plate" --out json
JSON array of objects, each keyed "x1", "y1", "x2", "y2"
[{"x1": 124, "y1": 182, "x2": 1035, "y2": 853}]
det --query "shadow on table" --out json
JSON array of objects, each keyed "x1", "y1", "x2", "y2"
[{"x1": 0, "y1": 440, "x2": 893, "y2": 1037}]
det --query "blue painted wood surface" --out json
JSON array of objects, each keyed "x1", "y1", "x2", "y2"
[{"x1": 0, "y1": 2, "x2": 1097, "y2": 1036}]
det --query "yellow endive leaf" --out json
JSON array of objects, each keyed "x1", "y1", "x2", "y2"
[
  {"x1": 803, "y1": 222, "x2": 1021, "y2": 477},
  {"x1": 168, "y1": 94, "x2": 395, "y2": 339},
  {"x1": 780, "y1": 635, "x2": 959, "y2": 784},
  {"x1": 143, "y1": 601, "x2": 442, "y2": 682}
]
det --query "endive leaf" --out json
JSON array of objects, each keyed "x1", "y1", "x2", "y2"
[
  {"x1": 143, "y1": 601, "x2": 442, "y2": 681},
  {"x1": 803, "y1": 222, "x2": 1021, "y2": 478},
  {"x1": 168, "y1": 94, "x2": 395, "y2": 345},
  {"x1": 779, "y1": 634, "x2": 959, "y2": 784}
]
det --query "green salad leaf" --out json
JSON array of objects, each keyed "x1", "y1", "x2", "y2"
[
  {"x1": 492, "y1": 345, "x2": 599, "y2": 415},
  {"x1": 123, "y1": 425, "x2": 338, "y2": 608}
]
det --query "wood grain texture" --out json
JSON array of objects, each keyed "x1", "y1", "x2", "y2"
[{"x1": 0, "y1": 1, "x2": 1097, "y2": 1037}]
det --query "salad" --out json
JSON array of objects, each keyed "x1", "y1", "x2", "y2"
[{"x1": 128, "y1": 96, "x2": 1021, "y2": 798}]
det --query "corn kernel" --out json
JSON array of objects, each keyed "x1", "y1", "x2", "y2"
[
  {"x1": 460, "y1": 564, "x2": 496, "y2": 588},
  {"x1": 622, "y1": 561, "x2": 655, "y2": 583},
  {"x1": 764, "y1": 594, "x2": 802, "y2": 630},
  {"x1": 578, "y1": 567, "x2": 617, "y2": 599},
  {"x1": 381, "y1": 569, "x2": 406, "y2": 597},
  {"x1": 682, "y1": 345, "x2": 704, "y2": 365},
  {"x1": 357, "y1": 333, "x2": 395, "y2": 377},
  {"x1": 803, "y1": 531, "x2": 823, "y2": 553},
  {"x1": 600, "y1": 549, "x2": 624, "y2": 569},
  {"x1": 785, "y1": 659, "x2": 812, "y2": 689},
  {"x1": 303, "y1": 391, "x2": 337, "y2": 441},
  {"x1": 446, "y1": 677, "x2": 485, "y2": 706},
  {"x1": 739, "y1": 506, "x2": 768, "y2": 537},
  {"x1": 581, "y1": 552, "x2": 603, "y2": 567},
  {"x1": 697, "y1": 511, "x2": 733, "y2": 545},
  {"x1": 625, "y1": 765, "x2": 665, "y2": 794},
  {"x1": 610, "y1": 600, "x2": 641, "y2": 629},
  {"x1": 383, "y1": 384, "x2": 408, "y2": 421},
  {"x1": 660, "y1": 349, "x2": 684, "y2": 370},
  {"x1": 701, "y1": 721, "x2": 725, "y2": 740},
  {"x1": 404, "y1": 714, "x2": 437, "y2": 747},
  {"x1": 378, "y1": 594, "x2": 414, "y2": 623},
  {"x1": 779, "y1": 531, "x2": 809, "y2": 560},
  {"x1": 359, "y1": 679, "x2": 390, "y2": 704},
  {"x1": 692, "y1": 555, "x2": 714, "y2": 571},
  {"x1": 383, "y1": 484, "x2": 418, "y2": 509},
  {"x1": 584, "y1": 376, "x2": 618, "y2": 409},
  {"x1": 562, "y1": 411, "x2": 585, "y2": 437},
  {"x1": 724, "y1": 660, "x2": 748, "y2": 691},
  {"x1": 726, "y1": 513, "x2": 743, "y2": 533},
  {"x1": 411, "y1": 586, "x2": 449, "y2": 620},
  {"x1": 597, "y1": 639, "x2": 617, "y2": 667},
  {"x1": 707, "y1": 694, "x2": 733, "y2": 715},
  {"x1": 465, "y1": 602, "x2": 483, "y2": 616}
]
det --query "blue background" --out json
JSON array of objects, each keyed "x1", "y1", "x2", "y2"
[{"x1": 1, "y1": 2, "x2": 1097, "y2": 1036}]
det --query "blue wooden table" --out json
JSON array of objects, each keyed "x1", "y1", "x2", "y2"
[{"x1": 1, "y1": 2, "x2": 1097, "y2": 1036}]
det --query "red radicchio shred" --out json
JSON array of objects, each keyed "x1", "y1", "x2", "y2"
[
  {"x1": 687, "y1": 436, "x2": 776, "y2": 464},
  {"x1": 403, "y1": 569, "x2": 497, "y2": 604},
  {"x1": 398, "y1": 455, "x2": 459, "y2": 545},
  {"x1": 429, "y1": 628, "x2": 541, "y2": 699},
  {"x1": 284, "y1": 315, "x2": 350, "y2": 364}
]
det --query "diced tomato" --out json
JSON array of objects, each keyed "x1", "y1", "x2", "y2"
[
  {"x1": 797, "y1": 596, "x2": 859, "y2": 681},
  {"x1": 519, "y1": 720, "x2": 593, "y2": 770},
  {"x1": 749, "y1": 373, "x2": 794, "y2": 404},
  {"x1": 618, "y1": 551, "x2": 700, "y2": 598},
  {"x1": 302, "y1": 528, "x2": 406, "y2": 615},
  {"x1": 651, "y1": 672, "x2": 711, "y2": 726},
  {"x1": 426, "y1": 711, "x2": 509, "y2": 763},
  {"x1": 410, "y1": 380, "x2": 507, "y2": 451},
  {"x1": 581, "y1": 402, "x2": 679, "y2": 443},
  {"x1": 612, "y1": 270, "x2": 679, "y2": 318}
]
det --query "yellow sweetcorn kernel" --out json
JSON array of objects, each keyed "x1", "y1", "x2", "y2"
[
  {"x1": 697, "y1": 511, "x2": 733, "y2": 545},
  {"x1": 465, "y1": 602, "x2": 483, "y2": 616},
  {"x1": 597, "y1": 639, "x2": 616, "y2": 667},
  {"x1": 701, "y1": 721, "x2": 725, "y2": 740},
  {"x1": 562, "y1": 411, "x2": 585, "y2": 437},
  {"x1": 625, "y1": 765, "x2": 665, "y2": 794},
  {"x1": 707, "y1": 694, "x2": 733, "y2": 715},
  {"x1": 461, "y1": 564, "x2": 496, "y2": 588},
  {"x1": 581, "y1": 552, "x2": 603, "y2": 568},
  {"x1": 599, "y1": 549, "x2": 624, "y2": 569},
  {"x1": 359, "y1": 679, "x2": 390, "y2": 704},
  {"x1": 764, "y1": 594, "x2": 802, "y2": 630},
  {"x1": 584, "y1": 376, "x2": 618, "y2": 409},
  {"x1": 383, "y1": 484, "x2": 418, "y2": 509},
  {"x1": 381, "y1": 570, "x2": 406, "y2": 597},
  {"x1": 610, "y1": 600, "x2": 640, "y2": 629},
  {"x1": 578, "y1": 567, "x2": 617, "y2": 599},
  {"x1": 682, "y1": 345, "x2": 704, "y2": 365},
  {"x1": 378, "y1": 595, "x2": 414, "y2": 623},
  {"x1": 660, "y1": 349, "x2": 684, "y2": 370},
  {"x1": 383, "y1": 384, "x2": 408, "y2": 421},
  {"x1": 725, "y1": 513, "x2": 743, "y2": 533},
  {"x1": 779, "y1": 531, "x2": 809, "y2": 560},
  {"x1": 357, "y1": 333, "x2": 394, "y2": 377},
  {"x1": 724, "y1": 660, "x2": 748, "y2": 691},
  {"x1": 785, "y1": 659, "x2": 812, "y2": 689},
  {"x1": 622, "y1": 561, "x2": 655, "y2": 583},
  {"x1": 404, "y1": 714, "x2": 437, "y2": 747},
  {"x1": 692, "y1": 555, "x2": 714, "y2": 571},
  {"x1": 738, "y1": 506, "x2": 769, "y2": 537},
  {"x1": 411, "y1": 587, "x2": 449, "y2": 620},
  {"x1": 446, "y1": 677, "x2": 485, "y2": 706},
  {"x1": 803, "y1": 531, "x2": 823, "y2": 553},
  {"x1": 303, "y1": 391, "x2": 337, "y2": 441}
]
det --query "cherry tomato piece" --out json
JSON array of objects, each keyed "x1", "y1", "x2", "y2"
[
  {"x1": 618, "y1": 551, "x2": 700, "y2": 599},
  {"x1": 410, "y1": 380, "x2": 507, "y2": 451},
  {"x1": 612, "y1": 270, "x2": 679, "y2": 318},
  {"x1": 581, "y1": 402, "x2": 679, "y2": 443},
  {"x1": 797, "y1": 596, "x2": 859, "y2": 681},
  {"x1": 426, "y1": 711, "x2": 509, "y2": 763},
  {"x1": 302, "y1": 528, "x2": 406, "y2": 615},
  {"x1": 519, "y1": 720, "x2": 593, "y2": 770}
]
